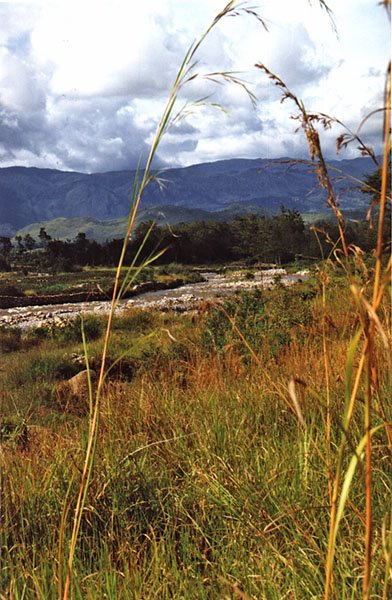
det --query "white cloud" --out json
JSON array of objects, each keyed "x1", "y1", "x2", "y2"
[
  {"x1": 0, "y1": 0, "x2": 389, "y2": 171},
  {"x1": 30, "y1": 2, "x2": 179, "y2": 98}
]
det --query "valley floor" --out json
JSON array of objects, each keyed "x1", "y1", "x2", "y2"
[
  {"x1": 0, "y1": 267, "x2": 306, "y2": 330},
  {"x1": 0, "y1": 267, "x2": 391, "y2": 599}
]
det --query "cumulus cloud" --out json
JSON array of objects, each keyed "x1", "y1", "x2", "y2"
[
  {"x1": 0, "y1": 0, "x2": 389, "y2": 172},
  {"x1": 30, "y1": 2, "x2": 180, "y2": 99}
]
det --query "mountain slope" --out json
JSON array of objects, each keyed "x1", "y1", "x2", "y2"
[
  {"x1": 15, "y1": 204, "x2": 269, "y2": 243},
  {"x1": 0, "y1": 156, "x2": 375, "y2": 235}
]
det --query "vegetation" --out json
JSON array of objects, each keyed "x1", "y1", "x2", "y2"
[
  {"x1": 0, "y1": 208, "x2": 384, "y2": 275},
  {"x1": 0, "y1": 265, "x2": 194, "y2": 301},
  {"x1": 0, "y1": 2, "x2": 390, "y2": 600},
  {"x1": 0, "y1": 272, "x2": 390, "y2": 598}
]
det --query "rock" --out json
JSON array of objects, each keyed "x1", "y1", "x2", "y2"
[{"x1": 54, "y1": 369, "x2": 97, "y2": 416}]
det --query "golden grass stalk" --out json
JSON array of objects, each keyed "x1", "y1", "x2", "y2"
[
  {"x1": 256, "y1": 8, "x2": 390, "y2": 598},
  {"x1": 363, "y1": 60, "x2": 391, "y2": 600},
  {"x1": 61, "y1": 3, "x2": 264, "y2": 598}
]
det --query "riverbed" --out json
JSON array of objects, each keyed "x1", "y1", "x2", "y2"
[{"x1": 0, "y1": 269, "x2": 309, "y2": 330}]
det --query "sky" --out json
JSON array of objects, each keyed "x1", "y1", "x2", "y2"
[{"x1": 0, "y1": 0, "x2": 389, "y2": 173}]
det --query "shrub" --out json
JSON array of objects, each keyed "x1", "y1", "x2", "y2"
[
  {"x1": 184, "y1": 271, "x2": 205, "y2": 284},
  {"x1": 112, "y1": 309, "x2": 156, "y2": 333},
  {"x1": 158, "y1": 263, "x2": 188, "y2": 276},
  {"x1": 29, "y1": 353, "x2": 76, "y2": 381},
  {"x1": 0, "y1": 283, "x2": 23, "y2": 297},
  {"x1": 244, "y1": 270, "x2": 255, "y2": 280},
  {"x1": 203, "y1": 286, "x2": 312, "y2": 359},
  {"x1": 53, "y1": 314, "x2": 103, "y2": 343},
  {"x1": 135, "y1": 267, "x2": 155, "y2": 283},
  {"x1": 0, "y1": 257, "x2": 11, "y2": 272}
]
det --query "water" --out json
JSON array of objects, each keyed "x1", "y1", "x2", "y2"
[{"x1": 0, "y1": 269, "x2": 309, "y2": 330}]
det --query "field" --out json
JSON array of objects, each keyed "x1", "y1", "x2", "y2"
[
  {"x1": 1, "y1": 266, "x2": 391, "y2": 599},
  {"x1": 1, "y1": 2, "x2": 391, "y2": 598},
  {"x1": 0, "y1": 265, "x2": 203, "y2": 300}
]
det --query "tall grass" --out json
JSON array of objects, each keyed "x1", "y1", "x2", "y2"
[
  {"x1": 256, "y1": 10, "x2": 391, "y2": 597},
  {"x1": 60, "y1": 3, "x2": 265, "y2": 598},
  {"x1": 1, "y1": 2, "x2": 390, "y2": 599},
  {"x1": 1, "y1": 284, "x2": 390, "y2": 598}
]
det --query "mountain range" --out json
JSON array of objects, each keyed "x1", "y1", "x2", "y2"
[{"x1": 0, "y1": 156, "x2": 376, "y2": 240}]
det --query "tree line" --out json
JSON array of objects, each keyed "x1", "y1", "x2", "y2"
[
  {"x1": 1, "y1": 167, "x2": 389, "y2": 272},
  {"x1": 0, "y1": 209, "x2": 386, "y2": 273}
]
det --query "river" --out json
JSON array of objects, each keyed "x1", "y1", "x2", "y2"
[{"x1": 0, "y1": 269, "x2": 309, "y2": 330}]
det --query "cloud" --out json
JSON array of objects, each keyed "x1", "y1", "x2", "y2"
[
  {"x1": 30, "y1": 2, "x2": 180, "y2": 99},
  {"x1": 256, "y1": 22, "x2": 334, "y2": 90},
  {"x1": 0, "y1": 3, "x2": 39, "y2": 46},
  {"x1": 0, "y1": 0, "x2": 389, "y2": 172}
]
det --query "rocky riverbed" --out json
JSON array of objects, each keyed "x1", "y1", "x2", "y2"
[{"x1": 0, "y1": 269, "x2": 309, "y2": 330}]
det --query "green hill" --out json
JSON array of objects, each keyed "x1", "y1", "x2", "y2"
[{"x1": 15, "y1": 204, "x2": 268, "y2": 242}]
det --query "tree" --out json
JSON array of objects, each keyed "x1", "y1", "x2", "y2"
[
  {"x1": 0, "y1": 236, "x2": 12, "y2": 257},
  {"x1": 23, "y1": 233, "x2": 36, "y2": 251},
  {"x1": 361, "y1": 165, "x2": 391, "y2": 205},
  {"x1": 14, "y1": 235, "x2": 24, "y2": 252},
  {"x1": 360, "y1": 166, "x2": 391, "y2": 248},
  {"x1": 38, "y1": 227, "x2": 52, "y2": 247},
  {"x1": 0, "y1": 255, "x2": 11, "y2": 271},
  {"x1": 231, "y1": 214, "x2": 267, "y2": 261},
  {"x1": 272, "y1": 208, "x2": 306, "y2": 263}
]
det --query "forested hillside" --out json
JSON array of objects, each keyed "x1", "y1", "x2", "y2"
[{"x1": 0, "y1": 156, "x2": 377, "y2": 235}]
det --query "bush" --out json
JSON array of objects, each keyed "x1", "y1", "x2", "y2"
[
  {"x1": 184, "y1": 271, "x2": 205, "y2": 284},
  {"x1": 135, "y1": 267, "x2": 155, "y2": 283},
  {"x1": 52, "y1": 314, "x2": 103, "y2": 344},
  {"x1": 203, "y1": 286, "x2": 312, "y2": 359},
  {"x1": 112, "y1": 310, "x2": 156, "y2": 333},
  {"x1": 0, "y1": 257, "x2": 11, "y2": 272},
  {"x1": 0, "y1": 283, "x2": 23, "y2": 297},
  {"x1": 29, "y1": 353, "x2": 76, "y2": 381},
  {"x1": 158, "y1": 263, "x2": 188, "y2": 276},
  {"x1": 47, "y1": 257, "x2": 77, "y2": 273}
]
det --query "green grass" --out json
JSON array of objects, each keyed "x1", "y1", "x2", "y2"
[
  {"x1": 1, "y1": 280, "x2": 390, "y2": 598},
  {"x1": 0, "y1": 265, "x2": 201, "y2": 299}
]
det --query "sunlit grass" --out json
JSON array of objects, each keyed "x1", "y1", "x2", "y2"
[
  {"x1": 0, "y1": 1, "x2": 390, "y2": 598},
  {"x1": 1, "y1": 280, "x2": 390, "y2": 598}
]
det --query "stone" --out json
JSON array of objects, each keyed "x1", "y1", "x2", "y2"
[{"x1": 54, "y1": 369, "x2": 97, "y2": 416}]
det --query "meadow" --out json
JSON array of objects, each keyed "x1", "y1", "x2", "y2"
[
  {"x1": 1, "y1": 2, "x2": 391, "y2": 598},
  {"x1": 1, "y1": 265, "x2": 391, "y2": 599}
]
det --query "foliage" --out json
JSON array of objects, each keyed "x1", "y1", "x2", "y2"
[
  {"x1": 52, "y1": 314, "x2": 103, "y2": 344},
  {"x1": 0, "y1": 283, "x2": 23, "y2": 296},
  {"x1": 203, "y1": 286, "x2": 312, "y2": 359},
  {"x1": 6, "y1": 206, "x2": 388, "y2": 276},
  {"x1": 1, "y1": 2, "x2": 390, "y2": 599},
  {"x1": 0, "y1": 256, "x2": 11, "y2": 271},
  {"x1": 361, "y1": 165, "x2": 391, "y2": 205}
]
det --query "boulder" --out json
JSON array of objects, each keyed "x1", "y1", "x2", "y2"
[{"x1": 54, "y1": 369, "x2": 97, "y2": 415}]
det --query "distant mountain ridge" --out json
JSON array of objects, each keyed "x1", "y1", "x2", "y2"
[{"x1": 0, "y1": 156, "x2": 376, "y2": 236}]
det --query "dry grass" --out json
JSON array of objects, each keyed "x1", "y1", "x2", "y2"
[{"x1": 1, "y1": 1, "x2": 391, "y2": 599}]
